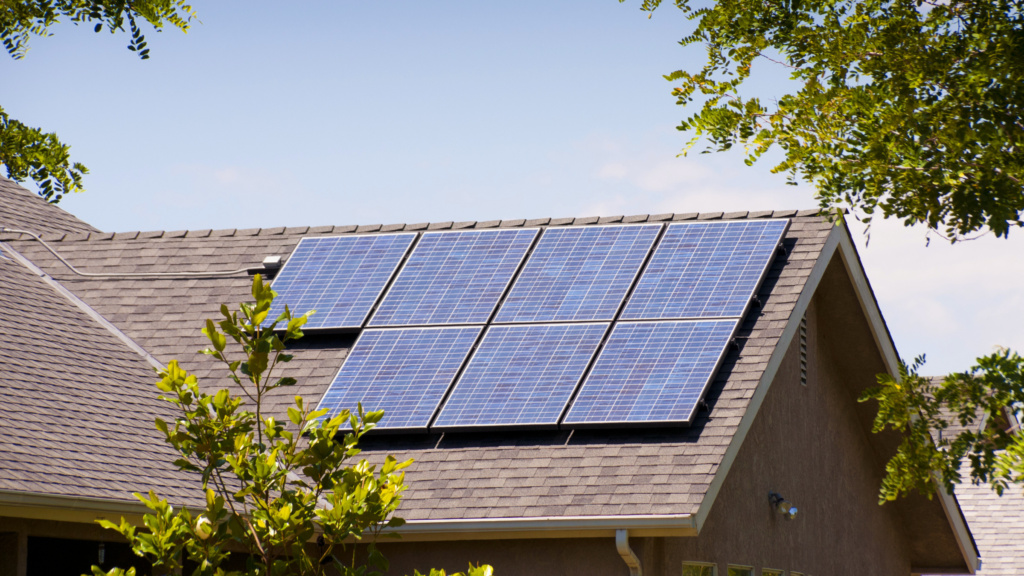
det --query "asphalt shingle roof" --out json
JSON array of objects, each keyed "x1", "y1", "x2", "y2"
[
  {"x1": 0, "y1": 244, "x2": 198, "y2": 505},
  {"x1": 0, "y1": 175, "x2": 99, "y2": 236},
  {"x1": 954, "y1": 482, "x2": 1024, "y2": 576},
  {"x1": 3, "y1": 208, "x2": 832, "y2": 520}
]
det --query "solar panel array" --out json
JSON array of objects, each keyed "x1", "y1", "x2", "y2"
[{"x1": 291, "y1": 219, "x2": 787, "y2": 431}]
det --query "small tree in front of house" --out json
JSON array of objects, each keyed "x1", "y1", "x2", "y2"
[{"x1": 91, "y1": 275, "x2": 490, "y2": 576}]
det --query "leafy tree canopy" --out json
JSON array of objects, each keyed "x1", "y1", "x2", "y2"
[
  {"x1": 636, "y1": 0, "x2": 1023, "y2": 240},
  {"x1": 632, "y1": 0, "x2": 1024, "y2": 501},
  {"x1": 0, "y1": 0, "x2": 195, "y2": 202}
]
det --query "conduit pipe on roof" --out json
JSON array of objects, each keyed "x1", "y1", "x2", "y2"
[
  {"x1": 0, "y1": 227, "x2": 253, "y2": 278},
  {"x1": 615, "y1": 529, "x2": 643, "y2": 576}
]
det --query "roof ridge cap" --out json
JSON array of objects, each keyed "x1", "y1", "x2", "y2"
[{"x1": 41, "y1": 208, "x2": 824, "y2": 241}]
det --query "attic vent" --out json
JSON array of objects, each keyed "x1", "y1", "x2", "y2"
[{"x1": 799, "y1": 315, "x2": 808, "y2": 386}]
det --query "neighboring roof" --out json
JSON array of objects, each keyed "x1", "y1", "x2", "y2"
[
  {"x1": 0, "y1": 242, "x2": 198, "y2": 507},
  {"x1": 2, "y1": 209, "x2": 833, "y2": 523},
  {"x1": 953, "y1": 482, "x2": 1024, "y2": 575},
  {"x1": 0, "y1": 175, "x2": 99, "y2": 236}
]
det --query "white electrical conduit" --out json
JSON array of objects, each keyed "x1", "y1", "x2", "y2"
[{"x1": 0, "y1": 227, "x2": 254, "y2": 278}]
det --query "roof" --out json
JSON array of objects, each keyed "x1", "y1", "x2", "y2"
[
  {"x1": 0, "y1": 175, "x2": 99, "y2": 236},
  {"x1": 1, "y1": 207, "x2": 832, "y2": 522},
  {"x1": 0, "y1": 241, "x2": 198, "y2": 507},
  {"x1": 953, "y1": 483, "x2": 1024, "y2": 576}
]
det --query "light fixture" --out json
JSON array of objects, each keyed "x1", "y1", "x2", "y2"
[
  {"x1": 98, "y1": 542, "x2": 106, "y2": 564},
  {"x1": 769, "y1": 491, "x2": 798, "y2": 520}
]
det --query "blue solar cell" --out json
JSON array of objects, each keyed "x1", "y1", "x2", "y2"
[
  {"x1": 369, "y1": 229, "x2": 538, "y2": 326},
  {"x1": 317, "y1": 326, "x2": 481, "y2": 430},
  {"x1": 266, "y1": 234, "x2": 415, "y2": 330},
  {"x1": 621, "y1": 220, "x2": 788, "y2": 320},
  {"x1": 494, "y1": 225, "x2": 661, "y2": 323},
  {"x1": 433, "y1": 323, "x2": 608, "y2": 429},
  {"x1": 563, "y1": 320, "x2": 736, "y2": 425}
]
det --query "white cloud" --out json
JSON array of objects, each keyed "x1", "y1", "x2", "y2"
[
  {"x1": 849, "y1": 219, "x2": 1024, "y2": 373},
  {"x1": 597, "y1": 163, "x2": 628, "y2": 180}
]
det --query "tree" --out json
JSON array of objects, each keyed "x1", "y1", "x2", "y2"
[
  {"x1": 634, "y1": 0, "x2": 1023, "y2": 240},
  {"x1": 0, "y1": 0, "x2": 195, "y2": 202},
  {"x1": 91, "y1": 275, "x2": 493, "y2": 576},
  {"x1": 861, "y1": 351, "x2": 1024, "y2": 502},
  {"x1": 632, "y1": 0, "x2": 1024, "y2": 499}
]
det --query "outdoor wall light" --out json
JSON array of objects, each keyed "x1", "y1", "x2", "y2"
[
  {"x1": 98, "y1": 542, "x2": 106, "y2": 564},
  {"x1": 769, "y1": 491, "x2": 798, "y2": 520}
]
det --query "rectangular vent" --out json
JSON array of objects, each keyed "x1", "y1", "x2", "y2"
[{"x1": 799, "y1": 314, "x2": 808, "y2": 386}]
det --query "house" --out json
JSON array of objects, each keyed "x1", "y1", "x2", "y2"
[{"x1": 0, "y1": 175, "x2": 980, "y2": 576}]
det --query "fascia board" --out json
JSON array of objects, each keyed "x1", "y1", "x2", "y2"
[
  {"x1": 0, "y1": 489, "x2": 151, "y2": 526},
  {"x1": 388, "y1": 514, "x2": 698, "y2": 541},
  {"x1": 0, "y1": 488, "x2": 697, "y2": 541},
  {"x1": 832, "y1": 224, "x2": 901, "y2": 375},
  {"x1": 929, "y1": 472, "x2": 980, "y2": 574}
]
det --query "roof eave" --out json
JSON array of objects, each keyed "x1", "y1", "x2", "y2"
[
  {"x1": 0, "y1": 489, "x2": 151, "y2": 526},
  {"x1": 386, "y1": 514, "x2": 698, "y2": 541},
  {"x1": 0, "y1": 488, "x2": 698, "y2": 541}
]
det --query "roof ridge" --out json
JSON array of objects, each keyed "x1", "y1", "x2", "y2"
[{"x1": 25, "y1": 209, "x2": 823, "y2": 242}]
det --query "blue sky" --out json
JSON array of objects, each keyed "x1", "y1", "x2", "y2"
[{"x1": 2, "y1": 1, "x2": 1020, "y2": 373}]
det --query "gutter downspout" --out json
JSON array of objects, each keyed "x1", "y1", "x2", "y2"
[{"x1": 615, "y1": 529, "x2": 642, "y2": 576}]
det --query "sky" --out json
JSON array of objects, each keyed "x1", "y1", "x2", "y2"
[{"x1": 2, "y1": 1, "x2": 1021, "y2": 374}]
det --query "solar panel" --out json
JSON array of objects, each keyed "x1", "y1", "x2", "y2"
[
  {"x1": 562, "y1": 320, "x2": 736, "y2": 426},
  {"x1": 493, "y1": 225, "x2": 661, "y2": 323},
  {"x1": 369, "y1": 229, "x2": 538, "y2": 327},
  {"x1": 266, "y1": 233, "x2": 415, "y2": 330},
  {"x1": 433, "y1": 323, "x2": 608, "y2": 429},
  {"x1": 621, "y1": 220, "x2": 788, "y2": 320},
  {"x1": 317, "y1": 326, "x2": 481, "y2": 430}
]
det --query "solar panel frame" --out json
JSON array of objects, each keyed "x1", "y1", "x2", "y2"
[
  {"x1": 621, "y1": 220, "x2": 789, "y2": 321},
  {"x1": 493, "y1": 224, "x2": 663, "y2": 324},
  {"x1": 316, "y1": 325, "x2": 483, "y2": 432},
  {"x1": 561, "y1": 319, "x2": 739, "y2": 428},
  {"x1": 368, "y1": 228, "x2": 540, "y2": 327},
  {"x1": 432, "y1": 322, "x2": 610, "y2": 431},
  {"x1": 265, "y1": 232, "x2": 417, "y2": 331}
]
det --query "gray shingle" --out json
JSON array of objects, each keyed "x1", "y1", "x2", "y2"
[
  {"x1": 0, "y1": 247, "x2": 200, "y2": 505},
  {"x1": 0, "y1": 176, "x2": 99, "y2": 236}
]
